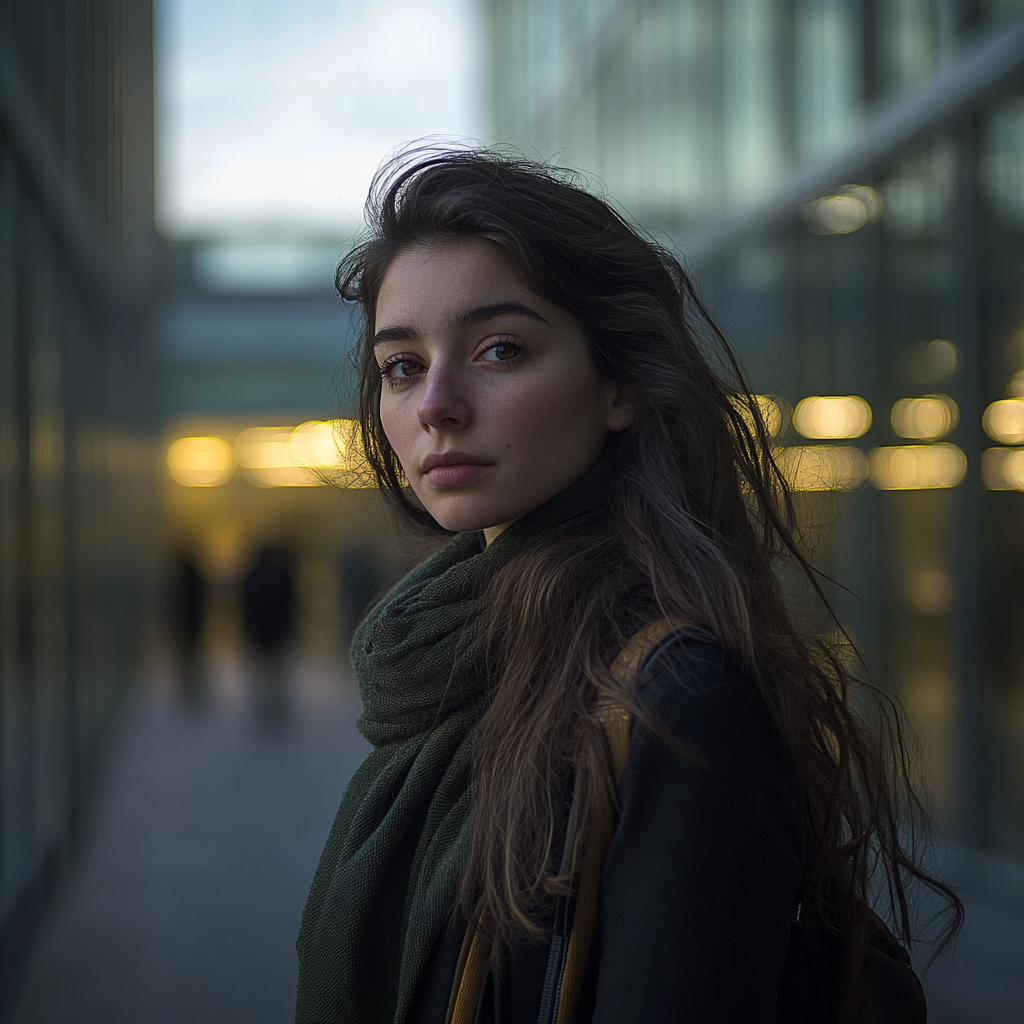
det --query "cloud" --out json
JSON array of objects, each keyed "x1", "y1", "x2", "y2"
[{"x1": 157, "y1": 0, "x2": 483, "y2": 237}]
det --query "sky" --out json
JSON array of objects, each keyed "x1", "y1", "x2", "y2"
[{"x1": 156, "y1": 0, "x2": 484, "y2": 239}]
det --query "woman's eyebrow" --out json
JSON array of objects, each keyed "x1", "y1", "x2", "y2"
[
  {"x1": 373, "y1": 301, "x2": 549, "y2": 347},
  {"x1": 447, "y1": 301, "x2": 549, "y2": 331},
  {"x1": 373, "y1": 325, "x2": 418, "y2": 346}
]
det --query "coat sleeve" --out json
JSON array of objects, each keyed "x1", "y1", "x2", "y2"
[{"x1": 587, "y1": 638, "x2": 806, "y2": 1024}]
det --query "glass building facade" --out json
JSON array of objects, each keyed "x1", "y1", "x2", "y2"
[
  {"x1": 0, "y1": 1, "x2": 160, "y2": 1009},
  {"x1": 486, "y1": 0, "x2": 1024, "y2": 872}
]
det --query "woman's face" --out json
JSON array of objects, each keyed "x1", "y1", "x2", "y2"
[{"x1": 374, "y1": 238, "x2": 633, "y2": 542}]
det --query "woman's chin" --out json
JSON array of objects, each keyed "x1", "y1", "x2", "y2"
[
  {"x1": 424, "y1": 501, "x2": 515, "y2": 537},
  {"x1": 433, "y1": 514, "x2": 508, "y2": 536}
]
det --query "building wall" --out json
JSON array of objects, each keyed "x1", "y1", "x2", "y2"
[
  {"x1": 486, "y1": 0, "x2": 1024, "y2": 865},
  {"x1": 0, "y1": 2, "x2": 161, "y2": 1012},
  {"x1": 489, "y1": 0, "x2": 1017, "y2": 229}
]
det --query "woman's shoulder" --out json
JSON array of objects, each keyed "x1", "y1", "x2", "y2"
[
  {"x1": 638, "y1": 628, "x2": 761, "y2": 708},
  {"x1": 631, "y1": 628, "x2": 787, "y2": 763}
]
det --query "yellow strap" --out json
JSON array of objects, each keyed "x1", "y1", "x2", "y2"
[
  {"x1": 447, "y1": 618, "x2": 686, "y2": 1024},
  {"x1": 446, "y1": 913, "x2": 492, "y2": 1024},
  {"x1": 556, "y1": 618, "x2": 685, "y2": 1024}
]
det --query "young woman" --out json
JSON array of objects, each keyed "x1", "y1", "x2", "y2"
[{"x1": 295, "y1": 149, "x2": 960, "y2": 1024}]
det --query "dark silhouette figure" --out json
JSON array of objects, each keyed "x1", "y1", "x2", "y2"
[
  {"x1": 171, "y1": 552, "x2": 207, "y2": 708},
  {"x1": 243, "y1": 546, "x2": 296, "y2": 651},
  {"x1": 242, "y1": 546, "x2": 296, "y2": 733}
]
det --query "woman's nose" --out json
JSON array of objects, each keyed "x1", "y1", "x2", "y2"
[{"x1": 416, "y1": 365, "x2": 472, "y2": 432}]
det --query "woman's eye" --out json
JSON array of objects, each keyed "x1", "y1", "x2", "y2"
[
  {"x1": 481, "y1": 341, "x2": 522, "y2": 363},
  {"x1": 380, "y1": 358, "x2": 424, "y2": 385}
]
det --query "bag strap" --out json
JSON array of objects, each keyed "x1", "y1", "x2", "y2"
[
  {"x1": 446, "y1": 619, "x2": 686, "y2": 1024},
  {"x1": 551, "y1": 619, "x2": 684, "y2": 1024},
  {"x1": 444, "y1": 911, "x2": 492, "y2": 1024}
]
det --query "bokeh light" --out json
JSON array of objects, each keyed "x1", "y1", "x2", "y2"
[
  {"x1": 905, "y1": 339, "x2": 962, "y2": 384},
  {"x1": 805, "y1": 185, "x2": 881, "y2": 235},
  {"x1": 231, "y1": 419, "x2": 367, "y2": 486},
  {"x1": 891, "y1": 394, "x2": 959, "y2": 440},
  {"x1": 870, "y1": 443, "x2": 968, "y2": 489},
  {"x1": 167, "y1": 436, "x2": 235, "y2": 486},
  {"x1": 733, "y1": 394, "x2": 784, "y2": 439},
  {"x1": 774, "y1": 445, "x2": 869, "y2": 491},
  {"x1": 792, "y1": 396, "x2": 873, "y2": 439},
  {"x1": 981, "y1": 447, "x2": 1024, "y2": 491},
  {"x1": 982, "y1": 398, "x2": 1024, "y2": 444}
]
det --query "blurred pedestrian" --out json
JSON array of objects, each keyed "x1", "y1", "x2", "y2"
[
  {"x1": 295, "y1": 150, "x2": 962, "y2": 1023},
  {"x1": 242, "y1": 545, "x2": 296, "y2": 733},
  {"x1": 171, "y1": 550, "x2": 206, "y2": 707}
]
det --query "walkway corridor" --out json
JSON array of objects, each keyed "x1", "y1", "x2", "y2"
[{"x1": 10, "y1": 652, "x2": 367, "y2": 1024}]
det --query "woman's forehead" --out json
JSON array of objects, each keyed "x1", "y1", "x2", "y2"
[{"x1": 374, "y1": 240, "x2": 551, "y2": 330}]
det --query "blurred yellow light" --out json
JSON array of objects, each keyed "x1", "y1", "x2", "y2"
[
  {"x1": 806, "y1": 185, "x2": 880, "y2": 235},
  {"x1": 905, "y1": 339, "x2": 962, "y2": 384},
  {"x1": 290, "y1": 419, "x2": 365, "y2": 469},
  {"x1": 167, "y1": 436, "x2": 235, "y2": 487},
  {"x1": 982, "y1": 398, "x2": 1024, "y2": 444},
  {"x1": 891, "y1": 395, "x2": 959, "y2": 441},
  {"x1": 981, "y1": 447, "x2": 1024, "y2": 491},
  {"x1": 793, "y1": 396, "x2": 872, "y2": 439},
  {"x1": 925, "y1": 340, "x2": 960, "y2": 380},
  {"x1": 236, "y1": 425, "x2": 318, "y2": 486},
  {"x1": 234, "y1": 420, "x2": 369, "y2": 487},
  {"x1": 235, "y1": 426, "x2": 293, "y2": 468},
  {"x1": 324, "y1": 419, "x2": 375, "y2": 487},
  {"x1": 870, "y1": 444, "x2": 967, "y2": 489},
  {"x1": 812, "y1": 195, "x2": 867, "y2": 233},
  {"x1": 291, "y1": 420, "x2": 343, "y2": 467},
  {"x1": 733, "y1": 395, "x2": 784, "y2": 439},
  {"x1": 774, "y1": 446, "x2": 868, "y2": 491}
]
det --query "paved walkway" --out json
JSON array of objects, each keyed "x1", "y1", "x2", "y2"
[
  {"x1": 10, "y1": 650, "x2": 368, "y2": 1024},
  {"x1": 9, "y1": 649, "x2": 1024, "y2": 1023},
  {"x1": 926, "y1": 892, "x2": 1024, "y2": 1024}
]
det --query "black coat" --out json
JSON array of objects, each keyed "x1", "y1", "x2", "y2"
[{"x1": 409, "y1": 637, "x2": 808, "y2": 1023}]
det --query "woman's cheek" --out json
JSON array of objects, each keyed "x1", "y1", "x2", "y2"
[
  {"x1": 489, "y1": 378, "x2": 566, "y2": 445},
  {"x1": 379, "y1": 399, "x2": 418, "y2": 470}
]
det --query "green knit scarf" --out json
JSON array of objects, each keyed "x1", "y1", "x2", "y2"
[{"x1": 294, "y1": 460, "x2": 612, "y2": 1024}]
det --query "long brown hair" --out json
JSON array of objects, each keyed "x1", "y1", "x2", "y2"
[{"x1": 337, "y1": 147, "x2": 961, "y2": 1000}]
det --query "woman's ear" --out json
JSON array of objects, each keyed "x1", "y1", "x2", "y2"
[{"x1": 604, "y1": 385, "x2": 637, "y2": 432}]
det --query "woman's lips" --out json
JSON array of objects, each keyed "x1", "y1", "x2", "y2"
[{"x1": 424, "y1": 463, "x2": 489, "y2": 487}]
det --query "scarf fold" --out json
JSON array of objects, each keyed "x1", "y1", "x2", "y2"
[{"x1": 295, "y1": 460, "x2": 612, "y2": 1024}]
